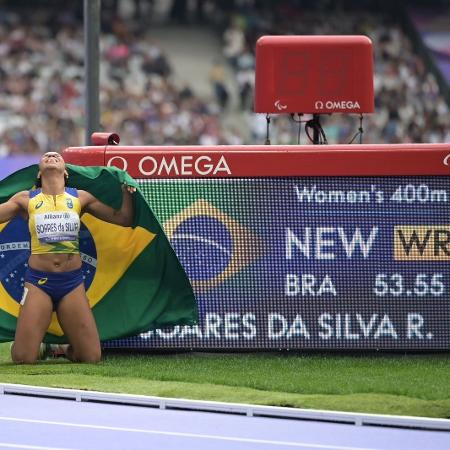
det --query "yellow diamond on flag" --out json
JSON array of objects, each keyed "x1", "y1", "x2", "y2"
[{"x1": 47, "y1": 213, "x2": 155, "y2": 335}]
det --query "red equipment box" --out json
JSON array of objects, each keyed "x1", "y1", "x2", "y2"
[{"x1": 254, "y1": 35, "x2": 374, "y2": 114}]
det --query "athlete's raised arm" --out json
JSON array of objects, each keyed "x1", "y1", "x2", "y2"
[
  {"x1": 0, "y1": 191, "x2": 29, "y2": 224},
  {"x1": 79, "y1": 185, "x2": 135, "y2": 227}
]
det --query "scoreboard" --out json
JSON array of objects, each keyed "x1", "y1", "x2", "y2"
[{"x1": 62, "y1": 143, "x2": 450, "y2": 350}]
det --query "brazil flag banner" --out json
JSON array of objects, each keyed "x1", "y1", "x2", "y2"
[{"x1": 0, "y1": 164, "x2": 198, "y2": 343}]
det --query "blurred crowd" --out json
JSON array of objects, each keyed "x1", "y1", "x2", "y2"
[
  {"x1": 219, "y1": 1, "x2": 450, "y2": 144},
  {"x1": 0, "y1": 1, "x2": 449, "y2": 157},
  {"x1": 0, "y1": 5, "x2": 240, "y2": 157}
]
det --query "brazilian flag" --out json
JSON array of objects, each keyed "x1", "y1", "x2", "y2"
[{"x1": 0, "y1": 164, "x2": 198, "y2": 343}]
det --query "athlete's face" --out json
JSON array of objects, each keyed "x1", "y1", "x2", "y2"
[
  {"x1": 39, "y1": 152, "x2": 66, "y2": 172},
  {"x1": 38, "y1": 152, "x2": 68, "y2": 182}
]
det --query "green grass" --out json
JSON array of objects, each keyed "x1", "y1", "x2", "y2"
[{"x1": 1, "y1": 343, "x2": 449, "y2": 418}]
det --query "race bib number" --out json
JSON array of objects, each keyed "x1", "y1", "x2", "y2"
[{"x1": 35, "y1": 212, "x2": 80, "y2": 243}]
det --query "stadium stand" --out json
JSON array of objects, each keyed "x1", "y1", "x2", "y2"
[
  {"x1": 0, "y1": 2, "x2": 242, "y2": 158},
  {"x1": 0, "y1": 0, "x2": 448, "y2": 157},
  {"x1": 217, "y1": 1, "x2": 450, "y2": 144}
]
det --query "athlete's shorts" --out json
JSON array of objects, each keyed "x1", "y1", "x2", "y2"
[{"x1": 24, "y1": 267, "x2": 84, "y2": 310}]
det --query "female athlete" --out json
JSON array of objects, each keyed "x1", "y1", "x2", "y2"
[{"x1": 0, "y1": 152, "x2": 135, "y2": 363}]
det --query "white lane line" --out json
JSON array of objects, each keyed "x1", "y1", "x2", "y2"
[
  {"x1": 0, "y1": 416, "x2": 381, "y2": 450},
  {"x1": 0, "y1": 444, "x2": 75, "y2": 450}
]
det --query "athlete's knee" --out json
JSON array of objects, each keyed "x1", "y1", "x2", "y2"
[
  {"x1": 11, "y1": 343, "x2": 38, "y2": 364},
  {"x1": 75, "y1": 347, "x2": 102, "y2": 363},
  {"x1": 81, "y1": 351, "x2": 101, "y2": 363}
]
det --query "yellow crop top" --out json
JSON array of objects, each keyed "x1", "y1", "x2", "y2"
[{"x1": 28, "y1": 188, "x2": 81, "y2": 255}]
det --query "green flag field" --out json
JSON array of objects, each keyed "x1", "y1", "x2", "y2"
[
  {"x1": 0, "y1": 164, "x2": 197, "y2": 343},
  {"x1": 1, "y1": 343, "x2": 449, "y2": 419}
]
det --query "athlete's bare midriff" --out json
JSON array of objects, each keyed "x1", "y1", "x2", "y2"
[{"x1": 28, "y1": 253, "x2": 82, "y2": 273}]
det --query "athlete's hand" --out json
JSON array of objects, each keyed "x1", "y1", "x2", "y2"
[{"x1": 123, "y1": 184, "x2": 136, "y2": 194}]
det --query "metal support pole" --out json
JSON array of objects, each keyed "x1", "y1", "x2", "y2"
[
  {"x1": 84, "y1": 0, "x2": 101, "y2": 145},
  {"x1": 312, "y1": 114, "x2": 320, "y2": 145}
]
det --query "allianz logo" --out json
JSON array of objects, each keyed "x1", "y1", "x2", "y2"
[{"x1": 315, "y1": 100, "x2": 361, "y2": 110}]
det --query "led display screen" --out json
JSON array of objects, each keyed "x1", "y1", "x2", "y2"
[{"x1": 104, "y1": 177, "x2": 450, "y2": 350}]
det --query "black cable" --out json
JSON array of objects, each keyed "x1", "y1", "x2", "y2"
[
  {"x1": 348, "y1": 114, "x2": 364, "y2": 144},
  {"x1": 290, "y1": 113, "x2": 305, "y2": 144},
  {"x1": 318, "y1": 120, "x2": 328, "y2": 145},
  {"x1": 359, "y1": 113, "x2": 364, "y2": 144},
  {"x1": 305, "y1": 115, "x2": 328, "y2": 145},
  {"x1": 265, "y1": 113, "x2": 271, "y2": 145},
  {"x1": 305, "y1": 120, "x2": 315, "y2": 143}
]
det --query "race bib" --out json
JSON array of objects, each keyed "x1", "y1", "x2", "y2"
[{"x1": 34, "y1": 211, "x2": 80, "y2": 243}]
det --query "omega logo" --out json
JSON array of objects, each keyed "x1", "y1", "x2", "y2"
[
  {"x1": 314, "y1": 100, "x2": 361, "y2": 110},
  {"x1": 107, "y1": 156, "x2": 128, "y2": 171},
  {"x1": 107, "y1": 155, "x2": 231, "y2": 176}
]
